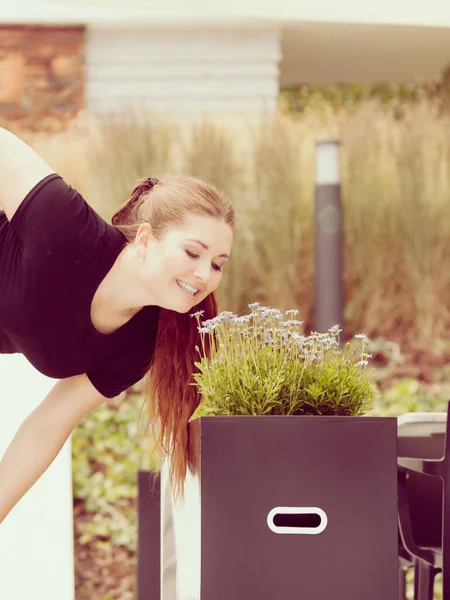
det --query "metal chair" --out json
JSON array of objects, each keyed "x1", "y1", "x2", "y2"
[{"x1": 397, "y1": 407, "x2": 448, "y2": 599}]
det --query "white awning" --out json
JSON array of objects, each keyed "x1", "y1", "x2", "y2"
[{"x1": 47, "y1": 0, "x2": 450, "y2": 28}]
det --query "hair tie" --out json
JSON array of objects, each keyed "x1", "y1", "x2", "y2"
[{"x1": 144, "y1": 177, "x2": 159, "y2": 190}]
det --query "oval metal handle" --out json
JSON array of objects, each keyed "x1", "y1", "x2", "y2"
[{"x1": 266, "y1": 506, "x2": 328, "y2": 535}]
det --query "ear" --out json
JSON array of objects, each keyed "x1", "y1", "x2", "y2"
[{"x1": 135, "y1": 223, "x2": 152, "y2": 248}]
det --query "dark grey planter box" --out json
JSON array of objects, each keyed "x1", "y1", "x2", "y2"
[{"x1": 161, "y1": 415, "x2": 398, "y2": 600}]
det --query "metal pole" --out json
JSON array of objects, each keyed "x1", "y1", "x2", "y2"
[
  {"x1": 314, "y1": 140, "x2": 344, "y2": 334},
  {"x1": 137, "y1": 470, "x2": 160, "y2": 600}
]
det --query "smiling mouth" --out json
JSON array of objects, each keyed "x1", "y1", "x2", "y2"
[{"x1": 176, "y1": 279, "x2": 199, "y2": 296}]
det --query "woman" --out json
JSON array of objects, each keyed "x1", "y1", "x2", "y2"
[{"x1": 0, "y1": 127, "x2": 235, "y2": 523}]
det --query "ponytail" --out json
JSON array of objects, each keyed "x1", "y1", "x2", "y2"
[{"x1": 111, "y1": 178, "x2": 158, "y2": 230}]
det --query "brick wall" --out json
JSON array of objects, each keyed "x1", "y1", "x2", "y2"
[{"x1": 0, "y1": 25, "x2": 85, "y2": 131}]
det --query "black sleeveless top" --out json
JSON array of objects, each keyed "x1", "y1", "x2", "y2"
[{"x1": 0, "y1": 174, "x2": 159, "y2": 398}]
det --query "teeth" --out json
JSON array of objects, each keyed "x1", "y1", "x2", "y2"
[{"x1": 177, "y1": 280, "x2": 198, "y2": 295}]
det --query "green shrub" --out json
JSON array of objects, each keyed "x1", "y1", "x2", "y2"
[{"x1": 72, "y1": 387, "x2": 161, "y2": 551}]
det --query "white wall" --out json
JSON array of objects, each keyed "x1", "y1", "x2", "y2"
[
  {"x1": 86, "y1": 24, "x2": 281, "y2": 119},
  {"x1": 0, "y1": 355, "x2": 74, "y2": 600}
]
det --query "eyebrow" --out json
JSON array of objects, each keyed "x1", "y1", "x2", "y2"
[{"x1": 186, "y1": 238, "x2": 230, "y2": 259}]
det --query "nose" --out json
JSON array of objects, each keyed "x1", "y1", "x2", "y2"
[{"x1": 193, "y1": 263, "x2": 211, "y2": 285}]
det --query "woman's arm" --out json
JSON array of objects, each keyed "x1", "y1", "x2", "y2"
[
  {"x1": 0, "y1": 373, "x2": 107, "y2": 524},
  {"x1": 0, "y1": 127, "x2": 55, "y2": 221}
]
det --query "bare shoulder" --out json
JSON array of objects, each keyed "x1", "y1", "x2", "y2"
[{"x1": 0, "y1": 127, "x2": 55, "y2": 222}]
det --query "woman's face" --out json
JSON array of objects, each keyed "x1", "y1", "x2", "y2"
[{"x1": 135, "y1": 214, "x2": 233, "y2": 313}]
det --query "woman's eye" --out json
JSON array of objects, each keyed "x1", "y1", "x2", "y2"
[{"x1": 185, "y1": 250, "x2": 223, "y2": 273}]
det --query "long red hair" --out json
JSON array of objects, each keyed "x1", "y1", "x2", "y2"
[{"x1": 111, "y1": 176, "x2": 235, "y2": 504}]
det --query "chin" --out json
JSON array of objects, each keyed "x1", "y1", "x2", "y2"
[
  {"x1": 166, "y1": 300, "x2": 195, "y2": 314},
  {"x1": 175, "y1": 306, "x2": 192, "y2": 314}
]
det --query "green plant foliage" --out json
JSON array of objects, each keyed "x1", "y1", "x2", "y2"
[
  {"x1": 279, "y1": 83, "x2": 422, "y2": 115},
  {"x1": 372, "y1": 377, "x2": 450, "y2": 417},
  {"x1": 72, "y1": 389, "x2": 160, "y2": 551},
  {"x1": 279, "y1": 71, "x2": 450, "y2": 116}
]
